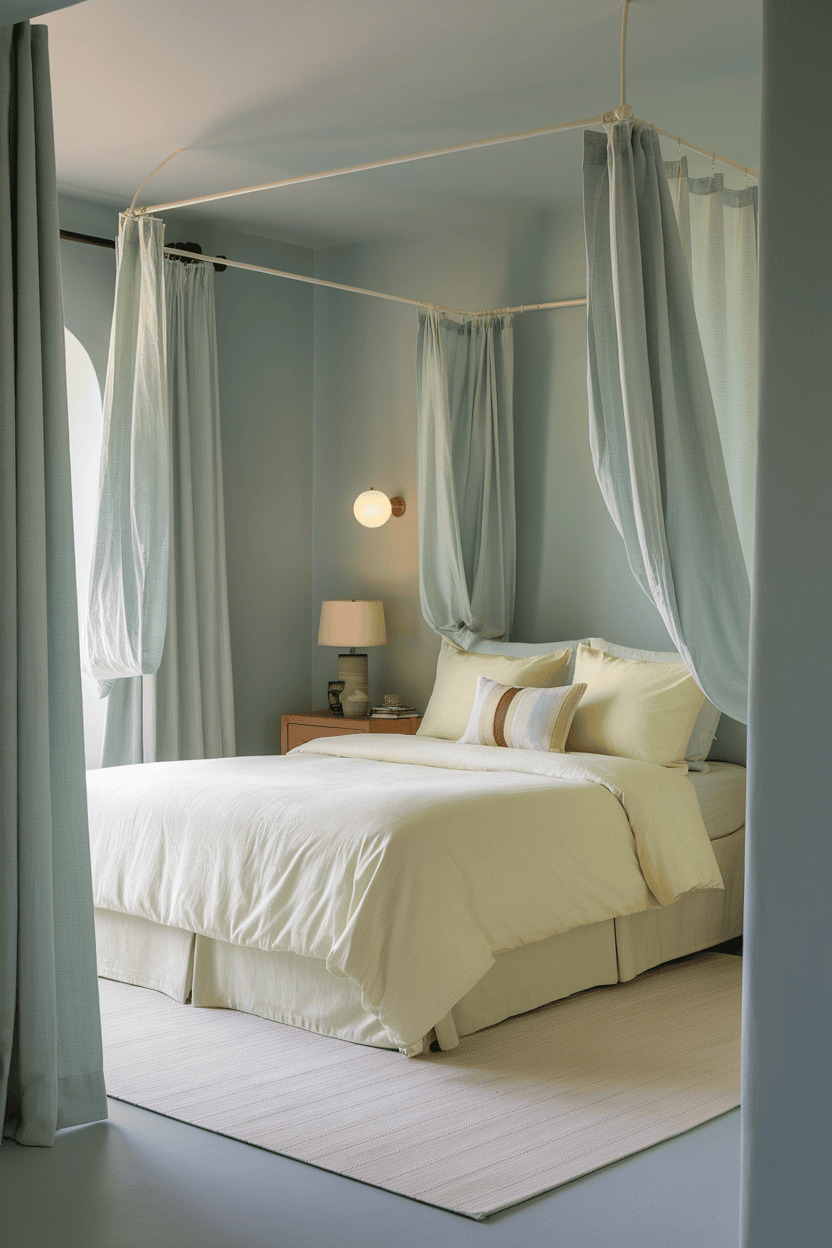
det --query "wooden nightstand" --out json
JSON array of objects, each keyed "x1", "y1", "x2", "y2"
[{"x1": 281, "y1": 710, "x2": 423, "y2": 754}]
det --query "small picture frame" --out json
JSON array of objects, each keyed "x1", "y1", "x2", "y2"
[{"x1": 328, "y1": 680, "x2": 345, "y2": 716}]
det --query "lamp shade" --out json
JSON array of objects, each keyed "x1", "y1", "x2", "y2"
[{"x1": 318, "y1": 600, "x2": 387, "y2": 648}]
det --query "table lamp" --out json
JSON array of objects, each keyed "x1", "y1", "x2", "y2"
[{"x1": 318, "y1": 600, "x2": 387, "y2": 717}]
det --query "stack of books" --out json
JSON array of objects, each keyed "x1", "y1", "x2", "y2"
[{"x1": 370, "y1": 705, "x2": 419, "y2": 719}]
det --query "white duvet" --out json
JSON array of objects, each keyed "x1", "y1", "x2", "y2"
[{"x1": 87, "y1": 735, "x2": 723, "y2": 1052}]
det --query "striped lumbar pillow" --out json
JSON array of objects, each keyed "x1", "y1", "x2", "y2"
[{"x1": 458, "y1": 675, "x2": 587, "y2": 752}]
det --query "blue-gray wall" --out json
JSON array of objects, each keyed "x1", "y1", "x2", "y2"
[
  {"x1": 62, "y1": 191, "x2": 747, "y2": 765},
  {"x1": 741, "y1": 1, "x2": 832, "y2": 1243},
  {"x1": 59, "y1": 194, "x2": 314, "y2": 758},
  {"x1": 312, "y1": 207, "x2": 745, "y2": 762}
]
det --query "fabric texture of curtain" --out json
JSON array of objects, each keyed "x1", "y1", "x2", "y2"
[
  {"x1": 583, "y1": 122, "x2": 751, "y2": 724},
  {"x1": 665, "y1": 156, "x2": 758, "y2": 574},
  {"x1": 84, "y1": 211, "x2": 169, "y2": 697},
  {"x1": 416, "y1": 308, "x2": 515, "y2": 645},
  {"x1": 0, "y1": 21, "x2": 107, "y2": 1145},
  {"x1": 101, "y1": 256, "x2": 235, "y2": 765}
]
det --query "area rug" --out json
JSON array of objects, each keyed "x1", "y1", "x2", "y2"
[{"x1": 99, "y1": 951, "x2": 741, "y2": 1220}]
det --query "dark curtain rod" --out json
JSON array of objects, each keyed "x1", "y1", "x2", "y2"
[{"x1": 59, "y1": 229, "x2": 227, "y2": 272}]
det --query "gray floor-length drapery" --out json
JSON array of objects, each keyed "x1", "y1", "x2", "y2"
[
  {"x1": 0, "y1": 21, "x2": 107, "y2": 1145},
  {"x1": 583, "y1": 122, "x2": 750, "y2": 724},
  {"x1": 416, "y1": 308, "x2": 516, "y2": 644},
  {"x1": 101, "y1": 255, "x2": 235, "y2": 765}
]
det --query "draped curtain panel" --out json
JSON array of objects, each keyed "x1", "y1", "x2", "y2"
[
  {"x1": 84, "y1": 211, "x2": 169, "y2": 697},
  {"x1": 665, "y1": 157, "x2": 758, "y2": 573},
  {"x1": 416, "y1": 309, "x2": 516, "y2": 644},
  {"x1": 102, "y1": 256, "x2": 236, "y2": 766},
  {"x1": 583, "y1": 122, "x2": 750, "y2": 724},
  {"x1": 0, "y1": 21, "x2": 107, "y2": 1145}
]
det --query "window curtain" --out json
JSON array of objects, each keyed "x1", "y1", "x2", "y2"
[
  {"x1": 83, "y1": 211, "x2": 169, "y2": 696},
  {"x1": 582, "y1": 122, "x2": 750, "y2": 724},
  {"x1": 416, "y1": 308, "x2": 515, "y2": 644},
  {"x1": 665, "y1": 156, "x2": 758, "y2": 573},
  {"x1": 101, "y1": 255, "x2": 235, "y2": 765},
  {"x1": 0, "y1": 21, "x2": 107, "y2": 1145}
]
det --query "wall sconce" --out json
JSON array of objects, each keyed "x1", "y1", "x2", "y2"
[{"x1": 353, "y1": 489, "x2": 406, "y2": 528}]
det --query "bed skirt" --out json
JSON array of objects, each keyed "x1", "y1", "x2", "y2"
[{"x1": 94, "y1": 826, "x2": 743, "y2": 1053}]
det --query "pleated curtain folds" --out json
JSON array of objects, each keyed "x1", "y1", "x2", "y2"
[
  {"x1": 0, "y1": 21, "x2": 107, "y2": 1145},
  {"x1": 101, "y1": 255, "x2": 235, "y2": 765},
  {"x1": 665, "y1": 157, "x2": 758, "y2": 574},
  {"x1": 582, "y1": 122, "x2": 751, "y2": 725},
  {"x1": 416, "y1": 308, "x2": 516, "y2": 644},
  {"x1": 84, "y1": 211, "x2": 170, "y2": 696}
]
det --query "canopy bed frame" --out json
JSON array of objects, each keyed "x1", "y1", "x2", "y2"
[
  {"x1": 71, "y1": 1, "x2": 755, "y2": 321},
  {"x1": 81, "y1": 0, "x2": 752, "y2": 1058}
]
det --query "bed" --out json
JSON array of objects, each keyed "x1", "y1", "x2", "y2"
[{"x1": 89, "y1": 724, "x2": 745, "y2": 1056}]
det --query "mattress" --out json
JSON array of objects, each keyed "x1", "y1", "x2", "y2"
[{"x1": 686, "y1": 761, "x2": 747, "y2": 840}]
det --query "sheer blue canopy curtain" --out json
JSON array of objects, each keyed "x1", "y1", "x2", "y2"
[
  {"x1": 1, "y1": 21, "x2": 107, "y2": 1145},
  {"x1": 84, "y1": 212, "x2": 169, "y2": 700},
  {"x1": 416, "y1": 308, "x2": 516, "y2": 645},
  {"x1": 85, "y1": 219, "x2": 235, "y2": 765},
  {"x1": 583, "y1": 122, "x2": 753, "y2": 724},
  {"x1": 665, "y1": 154, "x2": 758, "y2": 574}
]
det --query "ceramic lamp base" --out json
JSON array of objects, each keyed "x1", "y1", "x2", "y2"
[{"x1": 338, "y1": 652, "x2": 369, "y2": 717}]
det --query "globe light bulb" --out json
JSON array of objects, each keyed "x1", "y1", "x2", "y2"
[{"x1": 353, "y1": 489, "x2": 393, "y2": 528}]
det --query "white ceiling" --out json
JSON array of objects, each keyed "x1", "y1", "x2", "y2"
[{"x1": 42, "y1": 0, "x2": 762, "y2": 249}]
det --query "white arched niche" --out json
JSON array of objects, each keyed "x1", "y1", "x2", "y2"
[{"x1": 65, "y1": 327, "x2": 107, "y2": 768}]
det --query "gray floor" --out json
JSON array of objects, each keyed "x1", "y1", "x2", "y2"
[
  {"x1": 2, "y1": 943, "x2": 744, "y2": 1248},
  {"x1": 0, "y1": 1097, "x2": 740, "y2": 1248}
]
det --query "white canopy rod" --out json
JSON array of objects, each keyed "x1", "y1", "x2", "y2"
[
  {"x1": 652, "y1": 125, "x2": 755, "y2": 178},
  {"x1": 162, "y1": 246, "x2": 586, "y2": 316},
  {"x1": 141, "y1": 113, "x2": 757, "y2": 217},
  {"x1": 138, "y1": 0, "x2": 756, "y2": 217},
  {"x1": 148, "y1": 5, "x2": 751, "y2": 316},
  {"x1": 140, "y1": 114, "x2": 608, "y2": 215}
]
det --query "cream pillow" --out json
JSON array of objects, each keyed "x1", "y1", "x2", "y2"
[
  {"x1": 566, "y1": 643, "x2": 707, "y2": 769},
  {"x1": 588, "y1": 637, "x2": 720, "y2": 769},
  {"x1": 417, "y1": 639, "x2": 571, "y2": 742}
]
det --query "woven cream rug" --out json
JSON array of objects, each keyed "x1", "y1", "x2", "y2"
[{"x1": 99, "y1": 951, "x2": 741, "y2": 1220}]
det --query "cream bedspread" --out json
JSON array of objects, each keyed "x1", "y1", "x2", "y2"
[{"x1": 86, "y1": 735, "x2": 722, "y2": 1052}]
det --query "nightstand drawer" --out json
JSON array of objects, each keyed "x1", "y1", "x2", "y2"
[
  {"x1": 368, "y1": 718, "x2": 420, "y2": 734},
  {"x1": 286, "y1": 723, "x2": 364, "y2": 752},
  {"x1": 281, "y1": 711, "x2": 423, "y2": 754}
]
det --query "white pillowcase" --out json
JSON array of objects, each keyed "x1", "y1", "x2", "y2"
[
  {"x1": 459, "y1": 676, "x2": 587, "y2": 752},
  {"x1": 417, "y1": 639, "x2": 571, "y2": 742},
  {"x1": 566, "y1": 643, "x2": 707, "y2": 769},
  {"x1": 588, "y1": 638, "x2": 721, "y2": 770}
]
